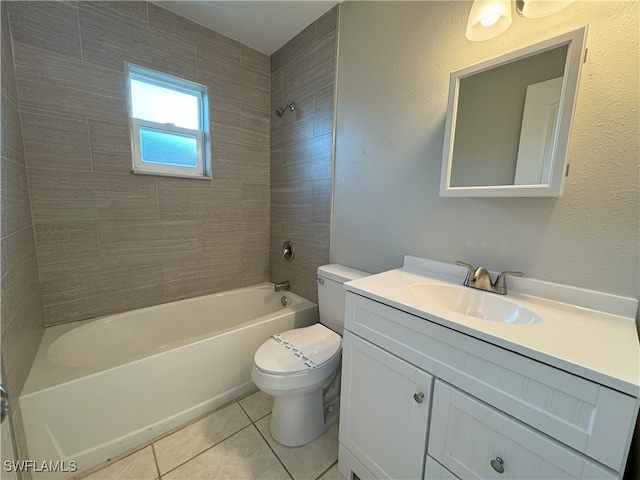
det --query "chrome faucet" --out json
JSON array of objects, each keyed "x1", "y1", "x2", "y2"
[
  {"x1": 456, "y1": 261, "x2": 522, "y2": 295},
  {"x1": 274, "y1": 280, "x2": 290, "y2": 292}
]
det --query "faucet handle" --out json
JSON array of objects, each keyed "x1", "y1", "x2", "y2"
[
  {"x1": 493, "y1": 271, "x2": 523, "y2": 295},
  {"x1": 455, "y1": 261, "x2": 475, "y2": 285}
]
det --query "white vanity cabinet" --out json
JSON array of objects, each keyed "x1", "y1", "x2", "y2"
[
  {"x1": 340, "y1": 331, "x2": 433, "y2": 480},
  {"x1": 338, "y1": 290, "x2": 638, "y2": 480}
]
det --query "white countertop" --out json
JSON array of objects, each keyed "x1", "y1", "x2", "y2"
[{"x1": 344, "y1": 256, "x2": 640, "y2": 396}]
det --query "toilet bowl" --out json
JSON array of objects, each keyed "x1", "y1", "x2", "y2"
[{"x1": 252, "y1": 265, "x2": 369, "y2": 447}]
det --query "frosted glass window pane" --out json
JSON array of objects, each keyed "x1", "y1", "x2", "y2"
[
  {"x1": 140, "y1": 128, "x2": 198, "y2": 168},
  {"x1": 130, "y1": 79, "x2": 199, "y2": 129}
]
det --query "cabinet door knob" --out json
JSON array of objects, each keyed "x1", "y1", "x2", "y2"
[
  {"x1": 490, "y1": 457, "x2": 504, "y2": 474},
  {"x1": 413, "y1": 392, "x2": 424, "y2": 404}
]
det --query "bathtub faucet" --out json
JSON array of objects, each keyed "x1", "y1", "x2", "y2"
[{"x1": 274, "y1": 281, "x2": 291, "y2": 292}]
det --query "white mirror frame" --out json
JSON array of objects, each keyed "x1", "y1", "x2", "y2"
[{"x1": 440, "y1": 26, "x2": 587, "y2": 197}]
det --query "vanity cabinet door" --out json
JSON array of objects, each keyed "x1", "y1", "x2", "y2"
[
  {"x1": 429, "y1": 381, "x2": 618, "y2": 480},
  {"x1": 340, "y1": 331, "x2": 433, "y2": 480}
]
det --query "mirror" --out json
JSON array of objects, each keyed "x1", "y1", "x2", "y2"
[{"x1": 440, "y1": 27, "x2": 587, "y2": 197}]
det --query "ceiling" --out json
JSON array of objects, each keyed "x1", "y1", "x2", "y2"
[{"x1": 153, "y1": 1, "x2": 340, "y2": 56}]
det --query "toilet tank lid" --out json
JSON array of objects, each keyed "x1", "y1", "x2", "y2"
[{"x1": 317, "y1": 264, "x2": 369, "y2": 283}]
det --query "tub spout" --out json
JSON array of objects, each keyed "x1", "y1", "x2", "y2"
[{"x1": 274, "y1": 281, "x2": 290, "y2": 292}]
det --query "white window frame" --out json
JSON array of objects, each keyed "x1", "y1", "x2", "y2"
[{"x1": 127, "y1": 64, "x2": 211, "y2": 180}]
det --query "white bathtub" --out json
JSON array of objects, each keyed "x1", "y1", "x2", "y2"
[{"x1": 20, "y1": 284, "x2": 317, "y2": 479}]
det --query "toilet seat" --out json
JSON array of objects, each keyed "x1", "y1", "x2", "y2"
[{"x1": 254, "y1": 324, "x2": 341, "y2": 375}]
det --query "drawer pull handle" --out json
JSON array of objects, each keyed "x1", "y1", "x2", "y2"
[
  {"x1": 413, "y1": 392, "x2": 424, "y2": 404},
  {"x1": 490, "y1": 457, "x2": 504, "y2": 474}
]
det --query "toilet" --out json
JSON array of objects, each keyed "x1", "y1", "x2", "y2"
[{"x1": 251, "y1": 264, "x2": 369, "y2": 447}]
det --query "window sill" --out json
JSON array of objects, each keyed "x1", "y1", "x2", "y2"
[{"x1": 131, "y1": 169, "x2": 213, "y2": 181}]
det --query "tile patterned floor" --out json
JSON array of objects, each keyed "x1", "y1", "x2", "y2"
[{"x1": 79, "y1": 391, "x2": 344, "y2": 480}]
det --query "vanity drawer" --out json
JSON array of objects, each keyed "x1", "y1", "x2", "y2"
[
  {"x1": 429, "y1": 381, "x2": 618, "y2": 480},
  {"x1": 345, "y1": 292, "x2": 638, "y2": 472}
]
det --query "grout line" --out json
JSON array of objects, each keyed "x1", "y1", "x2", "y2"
[
  {"x1": 251, "y1": 423, "x2": 295, "y2": 480},
  {"x1": 315, "y1": 459, "x2": 338, "y2": 480},
  {"x1": 76, "y1": 2, "x2": 84, "y2": 62},
  {"x1": 160, "y1": 422, "x2": 255, "y2": 478},
  {"x1": 86, "y1": 118, "x2": 94, "y2": 171},
  {"x1": 150, "y1": 444, "x2": 162, "y2": 480}
]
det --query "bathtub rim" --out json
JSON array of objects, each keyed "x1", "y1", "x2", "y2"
[{"x1": 22, "y1": 283, "x2": 317, "y2": 395}]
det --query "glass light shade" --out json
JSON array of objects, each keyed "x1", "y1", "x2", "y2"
[
  {"x1": 466, "y1": 0, "x2": 513, "y2": 42},
  {"x1": 517, "y1": 0, "x2": 575, "y2": 18}
]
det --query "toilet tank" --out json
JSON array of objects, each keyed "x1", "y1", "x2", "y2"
[{"x1": 317, "y1": 264, "x2": 369, "y2": 334}]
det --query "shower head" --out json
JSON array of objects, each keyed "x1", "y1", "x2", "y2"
[{"x1": 275, "y1": 101, "x2": 296, "y2": 117}]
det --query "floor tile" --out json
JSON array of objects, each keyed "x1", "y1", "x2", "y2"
[
  {"x1": 317, "y1": 463, "x2": 345, "y2": 480},
  {"x1": 154, "y1": 402, "x2": 251, "y2": 474},
  {"x1": 238, "y1": 390, "x2": 273, "y2": 421},
  {"x1": 81, "y1": 447, "x2": 157, "y2": 480},
  {"x1": 255, "y1": 414, "x2": 339, "y2": 480},
  {"x1": 163, "y1": 426, "x2": 290, "y2": 480}
]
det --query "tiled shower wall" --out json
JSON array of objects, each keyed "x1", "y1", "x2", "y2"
[
  {"x1": 269, "y1": 7, "x2": 337, "y2": 304},
  {"x1": 6, "y1": 1, "x2": 271, "y2": 326},
  {"x1": 1, "y1": 2, "x2": 46, "y2": 464}
]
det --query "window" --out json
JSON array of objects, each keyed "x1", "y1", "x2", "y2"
[{"x1": 127, "y1": 64, "x2": 210, "y2": 179}]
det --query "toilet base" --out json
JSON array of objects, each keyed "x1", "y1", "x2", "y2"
[{"x1": 270, "y1": 390, "x2": 339, "y2": 447}]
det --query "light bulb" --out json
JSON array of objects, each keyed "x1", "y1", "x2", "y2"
[{"x1": 480, "y1": 14, "x2": 501, "y2": 27}]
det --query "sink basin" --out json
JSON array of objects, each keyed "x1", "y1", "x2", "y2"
[{"x1": 409, "y1": 283, "x2": 541, "y2": 325}]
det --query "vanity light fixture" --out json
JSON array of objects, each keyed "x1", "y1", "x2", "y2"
[
  {"x1": 466, "y1": 0, "x2": 512, "y2": 41},
  {"x1": 466, "y1": 0, "x2": 575, "y2": 41}
]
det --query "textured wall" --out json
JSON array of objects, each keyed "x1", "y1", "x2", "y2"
[
  {"x1": 7, "y1": 1, "x2": 271, "y2": 326},
  {"x1": 269, "y1": 7, "x2": 337, "y2": 303},
  {"x1": 1, "y1": 2, "x2": 46, "y2": 467},
  {"x1": 333, "y1": 1, "x2": 639, "y2": 300}
]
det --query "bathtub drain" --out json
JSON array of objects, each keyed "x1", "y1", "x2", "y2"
[{"x1": 281, "y1": 296, "x2": 289, "y2": 306}]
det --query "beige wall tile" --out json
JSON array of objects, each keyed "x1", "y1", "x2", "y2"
[
  {"x1": 211, "y1": 149, "x2": 265, "y2": 182},
  {"x1": 242, "y1": 183, "x2": 270, "y2": 219},
  {"x1": 157, "y1": 178, "x2": 242, "y2": 221},
  {"x1": 270, "y1": 21, "x2": 317, "y2": 74},
  {"x1": 7, "y1": 1, "x2": 81, "y2": 60},
  {"x1": 0, "y1": 3, "x2": 45, "y2": 425},
  {"x1": 148, "y1": 3, "x2": 242, "y2": 63},
  {"x1": 0, "y1": 93, "x2": 25, "y2": 164},
  {"x1": 1, "y1": 287, "x2": 45, "y2": 398},
  {"x1": 1, "y1": 159, "x2": 31, "y2": 237},
  {"x1": 240, "y1": 45, "x2": 269, "y2": 73},
  {"x1": 312, "y1": 180, "x2": 332, "y2": 224},
  {"x1": 41, "y1": 264, "x2": 164, "y2": 325},
  {"x1": 317, "y1": 7, "x2": 339, "y2": 41},
  {"x1": 161, "y1": 256, "x2": 243, "y2": 303},
  {"x1": 79, "y1": 3, "x2": 196, "y2": 79},
  {"x1": 98, "y1": 221, "x2": 203, "y2": 268},
  {"x1": 270, "y1": 114, "x2": 314, "y2": 149},
  {"x1": 314, "y1": 84, "x2": 335, "y2": 137},
  {"x1": 269, "y1": 7, "x2": 336, "y2": 302},
  {"x1": 1, "y1": 229, "x2": 40, "y2": 330},
  {"x1": 89, "y1": 120, "x2": 133, "y2": 173},
  {"x1": 34, "y1": 223, "x2": 101, "y2": 275},
  {"x1": 28, "y1": 168, "x2": 159, "y2": 223},
  {"x1": 282, "y1": 133, "x2": 332, "y2": 183},
  {"x1": 13, "y1": 44, "x2": 127, "y2": 124},
  {"x1": 271, "y1": 183, "x2": 313, "y2": 224},
  {"x1": 79, "y1": 1, "x2": 148, "y2": 29},
  {"x1": 1, "y1": 4, "x2": 18, "y2": 102},
  {"x1": 21, "y1": 108, "x2": 92, "y2": 171},
  {"x1": 283, "y1": 33, "x2": 336, "y2": 102},
  {"x1": 197, "y1": 64, "x2": 269, "y2": 110}
]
